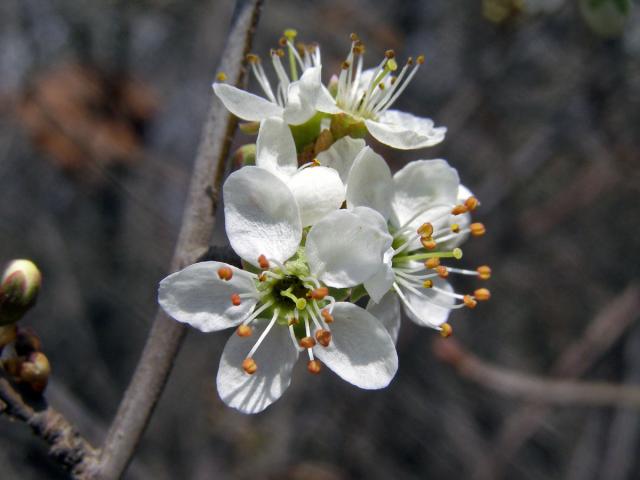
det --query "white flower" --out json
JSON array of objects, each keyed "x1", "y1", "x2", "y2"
[
  {"x1": 254, "y1": 116, "x2": 344, "y2": 227},
  {"x1": 158, "y1": 166, "x2": 397, "y2": 413},
  {"x1": 213, "y1": 31, "x2": 324, "y2": 126},
  {"x1": 344, "y1": 148, "x2": 491, "y2": 334},
  {"x1": 315, "y1": 35, "x2": 446, "y2": 150}
]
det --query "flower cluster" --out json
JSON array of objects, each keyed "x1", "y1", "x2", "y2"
[{"x1": 159, "y1": 31, "x2": 490, "y2": 414}]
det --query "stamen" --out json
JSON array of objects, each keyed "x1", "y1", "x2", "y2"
[
  {"x1": 315, "y1": 329, "x2": 332, "y2": 347},
  {"x1": 450, "y1": 223, "x2": 460, "y2": 233},
  {"x1": 474, "y1": 288, "x2": 491, "y2": 301},
  {"x1": 417, "y1": 222, "x2": 434, "y2": 237},
  {"x1": 288, "y1": 325, "x2": 303, "y2": 352},
  {"x1": 215, "y1": 72, "x2": 227, "y2": 82},
  {"x1": 321, "y1": 308, "x2": 334, "y2": 323},
  {"x1": 236, "y1": 325, "x2": 252, "y2": 337},
  {"x1": 420, "y1": 237, "x2": 437, "y2": 250},
  {"x1": 465, "y1": 196, "x2": 479, "y2": 211},
  {"x1": 246, "y1": 309, "x2": 279, "y2": 359},
  {"x1": 463, "y1": 295, "x2": 477, "y2": 309},
  {"x1": 242, "y1": 358, "x2": 257, "y2": 374},
  {"x1": 470, "y1": 223, "x2": 486, "y2": 237},
  {"x1": 299, "y1": 336, "x2": 316, "y2": 349},
  {"x1": 231, "y1": 293, "x2": 242, "y2": 306},
  {"x1": 451, "y1": 204, "x2": 468, "y2": 215},
  {"x1": 436, "y1": 266, "x2": 449, "y2": 278},
  {"x1": 439, "y1": 323, "x2": 453, "y2": 338},
  {"x1": 258, "y1": 254, "x2": 270, "y2": 269},
  {"x1": 241, "y1": 300, "x2": 274, "y2": 326},
  {"x1": 423, "y1": 279, "x2": 434, "y2": 288},
  {"x1": 307, "y1": 359, "x2": 322, "y2": 374},
  {"x1": 309, "y1": 287, "x2": 329, "y2": 300},
  {"x1": 217, "y1": 266, "x2": 233, "y2": 281},
  {"x1": 425, "y1": 258, "x2": 440, "y2": 269},
  {"x1": 477, "y1": 265, "x2": 492, "y2": 280}
]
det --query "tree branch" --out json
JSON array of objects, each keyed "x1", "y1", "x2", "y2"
[
  {"x1": 90, "y1": 1, "x2": 264, "y2": 478},
  {"x1": 434, "y1": 337, "x2": 640, "y2": 408}
]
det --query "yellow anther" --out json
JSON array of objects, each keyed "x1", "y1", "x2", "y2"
[
  {"x1": 341, "y1": 61, "x2": 351, "y2": 70},
  {"x1": 353, "y1": 43, "x2": 365, "y2": 55},
  {"x1": 425, "y1": 258, "x2": 440, "y2": 269},
  {"x1": 477, "y1": 265, "x2": 492, "y2": 280},
  {"x1": 242, "y1": 358, "x2": 257, "y2": 374},
  {"x1": 451, "y1": 204, "x2": 468, "y2": 215},
  {"x1": 450, "y1": 223, "x2": 460, "y2": 233},
  {"x1": 436, "y1": 266, "x2": 449, "y2": 278},
  {"x1": 423, "y1": 279, "x2": 434, "y2": 289},
  {"x1": 258, "y1": 272, "x2": 267, "y2": 282},
  {"x1": 439, "y1": 323, "x2": 452, "y2": 338},
  {"x1": 246, "y1": 53, "x2": 259, "y2": 63},
  {"x1": 307, "y1": 359, "x2": 322, "y2": 374},
  {"x1": 273, "y1": 48, "x2": 285, "y2": 57},
  {"x1": 278, "y1": 36, "x2": 288, "y2": 47},
  {"x1": 417, "y1": 222, "x2": 434, "y2": 237},
  {"x1": 236, "y1": 325, "x2": 252, "y2": 337},
  {"x1": 311, "y1": 158, "x2": 321, "y2": 166},
  {"x1": 463, "y1": 295, "x2": 477, "y2": 309},
  {"x1": 465, "y1": 196, "x2": 479, "y2": 211},
  {"x1": 217, "y1": 266, "x2": 233, "y2": 281},
  {"x1": 299, "y1": 336, "x2": 316, "y2": 349},
  {"x1": 284, "y1": 28, "x2": 297, "y2": 40},
  {"x1": 215, "y1": 72, "x2": 227, "y2": 82},
  {"x1": 287, "y1": 316, "x2": 298, "y2": 326},
  {"x1": 470, "y1": 223, "x2": 486, "y2": 237},
  {"x1": 420, "y1": 237, "x2": 437, "y2": 250},
  {"x1": 407, "y1": 57, "x2": 414, "y2": 65},
  {"x1": 315, "y1": 329, "x2": 332, "y2": 347},
  {"x1": 350, "y1": 32, "x2": 359, "y2": 41},
  {"x1": 474, "y1": 288, "x2": 491, "y2": 301},
  {"x1": 385, "y1": 49, "x2": 395, "y2": 59},
  {"x1": 417, "y1": 54, "x2": 425, "y2": 64}
]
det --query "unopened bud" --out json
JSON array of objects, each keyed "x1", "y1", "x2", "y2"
[
  {"x1": 20, "y1": 352, "x2": 50, "y2": 393},
  {"x1": 233, "y1": 143, "x2": 256, "y2": 168},
  {"x1": 0, "y1": 260, "x2": 42, "y2": 325},
  {"x1": 238, "y1": 122, "x2": 260, "y2": 135}
]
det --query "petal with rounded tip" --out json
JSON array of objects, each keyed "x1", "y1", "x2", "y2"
[
  {"x1": 288, "y1": 166, "x2": 345, "y2": 227},
  {"x1": 306, "y1": 207, "x2": 392, "y2": 288},
  {"x1": 363, "y1": 248, "x2": 395, "y2": 303},
  {"x1": 367, "y1": 291, "x2": 401, "y2": 344},
  {"x1": 400, "y1": 277, "x2": 455, "y2": 327},
  {"x1": 316, "y1": 136, "x2": 366, "y2": 183},
  {"x1": 216, "y1": 320, "x2": 299, "y2": 414},
  {"x1": 390, "y1": 159, "x2": 460, "y2": 230},
  {"x1": 255, "y1": 117, "x2": 298, "y2": 180},
  {"x1": 224, "y1": 167, "x2": 301, "y2": 266},
  {"x1": 346, "y1": 147, "x2": 393, "y2": 220},
  {"x1": 314, "y1": 302, "x2": 398, "y2": 389},
  {"x1": 315, "y1": 85, "x2": 342, "y2": 114},
  {"x1": 158, "y1": 262, "x2": 257, "y2": 333},
  {"x1": 365, "y1": 110, "x2": 446, "y2": 150},
  {"x1": 283, "y1": 66, "x2": 322, "y2": 125},
  {"x1": 213, "y1": 83, "x2": 283, "y2": 122}
]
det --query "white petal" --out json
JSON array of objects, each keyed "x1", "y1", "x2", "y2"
[
  {"x1": 364, "y1": 247, "x2": 395, "y2": 303},
  {"x1": 158, "y1": 262, "x2": 257, "y2": 332},
  {"x1": 391, "y1": 159, "x2": 460, "y2": 229},
  {"x1": 401, "y1": 278, "x2": 455, "y2": 327},
  {"x1": 216, "y1": 320, "x2": 299, "y2": 414},
  {"x1": 365, "y1": 110, "x2": 446, "y2": 150},
  {"x1": 283, "y1": 66, "x2": 322, "y2": 125},
  {"x1": 288, "y1": 166, "x2": 345, "y2": 227},
  {"x1": 306, "y1": 207, "x2": 393, "y2": 288},
  {"x1": 255, "y1": 117, "x2": 298, "y2": 180},
  {"x1": 213, "y1": 83, "x2": 283, "y2": 122},
  {"x1": 315, "y1": 85, "x2": 341, "y2": 114},
  {"x1": 316, "y1": 136, "x2": 366, "y2": 183},
  {"x1": 314, "y1": 302, "x2": 398, "y2": 389},
  {"x1": 346, "y1": 147, "x2": 393, "y2": 220},
  {"x1": 367, "y1": 292, "x2": 401, "y2": 344},
  {"x1": 224, "y1": 167, "x2": 301, "y2": 266}
]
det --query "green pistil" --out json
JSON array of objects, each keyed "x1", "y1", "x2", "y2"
[
  {"x1": 284, "y1": 29, "x2": 298, "y2": 81},
  {"x1": 394, "y1": 247, "x2": 463, "y2": 263},
  {"x1": 280, "y1": 287, "x2": 307, "y2": 310}
]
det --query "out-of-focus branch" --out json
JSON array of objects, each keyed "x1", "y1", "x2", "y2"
[
  {"x1": 434, "y1": 337, "x2": 640, "y2": 408},
  {"x1": 0, "y1": 377, "x2": 97, "y2": 478},
  {"x1": 91, "y1": 1, "x2": 264, "y2": 478}
]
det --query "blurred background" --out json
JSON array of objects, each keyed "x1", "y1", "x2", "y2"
[{"x1": 1, "y1": 0, "x2": 639, "y2": 478}]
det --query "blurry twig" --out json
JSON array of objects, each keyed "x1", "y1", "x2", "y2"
[
  {"x1": 466, "y1": 283, "x2": 640, "y2": 480},
  {"x1": 433, "y1": 337, "x2": 640, "y2": 408},
  {"x1": 0, "y1": 377, "x2": 97, "y2": 477},
  {"x1": 92, "y1": 1, "x2": 263, "y2": 479}
]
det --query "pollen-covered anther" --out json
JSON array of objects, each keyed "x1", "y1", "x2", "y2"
[
  {"x1": 420, "y1": 237, "x2": 437, "y2": 250},
  {"x1": 465, "y1": 196, "x2": 479, "y2": 211},
  {"x1": 258, "y1": 272, "x2": 267, "y2": 282},
  {"x1": 439, "y1": 323, "x2": 452, "y2": 338},
  {"x1": 215, "y1": 72, "x2": 227, "y2": 82},
  {"x1": 436, "y1": 266, "x2": 449, "y2": 279},
  {"x1": 463, "y1": 295, "x2": 477, "y2": 309},
  {"x1": 423, "y1": 279, "x2": 434, "y2": 289},
  {"x1": 231, "y1": 293, "x2": 242, "y2": 306},
  {"x1": 353, "y1": 42, "x2": 365, "y2": 55},
  {"x1": 385, "y1": 49, "x2": 395, "y2": 59},
  {"x1": 258, "y1": 254, "x2": 270, "y2": 269},
  {"x1": 242, "y1": 358, "x2": 257, "y2": 375},
  {"x1": 477, "y1": 265, "x2": 492, "y2": 280},
  {"x1": 417, "y1": 54, "x2": 425, "y2": 64},
  {"x1": 425, "y1": 257, "x2": 440, "y2": 269},
  {"x1": 315, "y1": 329, "x2": 332, "y2": 347},
  {"x1": 474, "y1": 288, "x2": 491, "y2": 301},
  {"x1": 246, "y1": 53, "x2": 259, "y2": 64},
  {"x1": 451, "y1": 223, "x2": 460, "y2": 233},
  {"x1": 236, "y1": 325, "x2": 252, "y2": 337},
  {"x1": 299, "y1": 336, "x2": 316, "y2": 349},
  {"x1": 311, "y1": 158, "x2": 321, "y2": 167},
  {"x1": 350, "y1": 32, "x2": 359, "y2": 41},
  {"x1": 417, "y1": 222, "x2": 434, "y2": 237},
  {"x1": 278, "y1": 36, "x2": 287, "y2": 47},
  {"x1": 341, "y1": 61, "x2": 351, "y2": 70},
  {"x1": 321, "y1": 308, "x2": 334, "y2": 323},
  {"x1": 307, "y1": 359, "x2": 322, "y2": 374},
  {"x1": 287, "y1": 316, "x2": 298, "y2": 326},
  {"x1": 217, "y1": 266, "x2": 233, "y2": 281},
  {"x1": 470, "y1": 223, "x2": 486, "y2": 237},
  {"x1": 451, "y1": 204, "x2": 468, "y2": 215},
  {"x1": 309, "y1": 287, "x2": 329, "y2": 300}
]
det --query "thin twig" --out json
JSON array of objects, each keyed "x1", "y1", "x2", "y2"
[
  {"x1": 434, "y1": 338, "x2": 640, "y2": 408},
  {"x1": 92, "y1": 1, "x2": 263, "y2": 478},
  {"x1": 0, "y1": 377, "x2": 98, "y2": 478}
]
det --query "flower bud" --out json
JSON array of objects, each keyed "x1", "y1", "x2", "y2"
[
  {"x1": 0, "y1": 260, "x2": 42, "y2": 325},
  {"x1": 233, "y1": 144, "x2": 256, "y2": 168},
  {"x1": 20, "y1": 352, "x2": 51, "y2": 393},
  {"x1": 238, "y1": 121, "x2": 260, "y2": 135}
]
